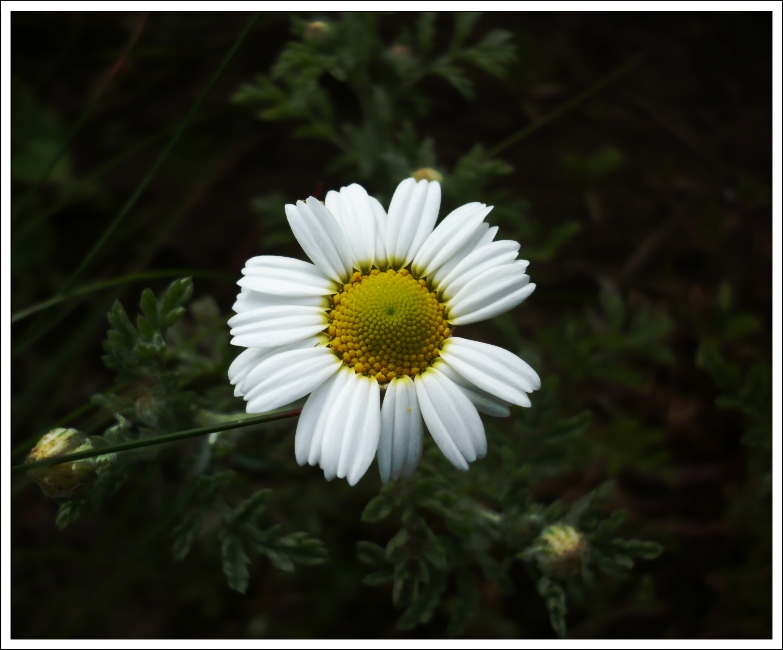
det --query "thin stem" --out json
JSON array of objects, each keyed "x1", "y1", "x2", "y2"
[
  {"x1": 12, "y1": 408, "x2": 301, "y2": 475},
  {"x1": 11, "y1": 14, "x2": 148, "y2": 224},
  {"x1": 12, "y1": 269, "x2": 234, "y2": 324},
  {"x1": 60, "y1": 12, "x2": 260, "y2": 294},
  {"x1": 485, "y1": 55, "x2": 642, "y2": 159}
]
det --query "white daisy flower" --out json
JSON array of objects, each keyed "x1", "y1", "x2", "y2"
[{"x1": 228, "y1": 178, "x2": 540, "y2": 485}]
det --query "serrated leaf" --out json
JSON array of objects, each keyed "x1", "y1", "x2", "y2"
[
  {"x1": 431, "y1": 63, "x2": 474, "y2": 99},
  {"x1": 416, "y1": 12, "x2": 437, "y2": 56},
  {"x1": 171, "y1": 509, "x2": 205, "y2": 560},
  {"x1": 386, "y1": 528, "x2": 409, "y2": 557},
  {"x1": 363, "y1": 571, "x2": 394, "y2": 586},
  {"x1": 362, "y1": 495, "x2": 394, "y2": 523},
  {"x1": 453, "y1": 12, "x2": 481, "y2": 49},
  {"x1": 220, "y1": 533, "x2": 251, "y2": 594},
  {"x1": 357, "y1": 541, "x2": 388, "y2": 568},
  {"x1": 55, "y1": 499, "x2": 86, "y2": 530},
  {"x1": 396, "y1": 575, "x2": 446, "y2": 631},
  {"x1": 447, "y1": 570, "x2": 479, "y2": 637},
  {"x1": 139, "y1": 288, "x2": 159, "y2": 329},
  {"x1": 227, "y1": 488, "x2": 272, "y2": 526},
  {"x1": 612, "y1": 538, "x2": 664, "y2": 561},
  {"x1": 537, "y1": 577, "x2": 567, "y2": 638},
  {"x1": 593, "y1": 509, "x2": 627, "y2": 540},
  {"x1": 263, "y1": 548, "x2": 296, "y2": 573}
]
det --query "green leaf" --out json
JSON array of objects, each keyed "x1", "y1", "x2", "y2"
[
  {"x1": 363, "y1": 571, "x2": 394, "y2": 586},
  {"x1": 396, "y1": 575, "x2": 446, "y2": 631},
  {"x1": 537, "y1": 577, "x2": 567, "y2": 638},
  {"x1": 447, "y1": 570, "x2": 479, "y2": 637},
  {"x1": 220, "y1": 533, "x2": 251, "y2": 594},
  {"x1": 171, "y1": 508, "x2": 205, "y2": 560},
  {"x1": 227, "y1": 488, "x2": 272, "y2": 526},
  {"x1": 431, "y1": 62, "x2": 474, "y2": 99},
  {"x1": 362, "y1": 495, "x2": 394, "y2": 523},
  {"x1": 593, "y1": 509, "x2": 627, "y2": 540},
  {"x1": 416, "y1": 12, "x2": 437, "y2": 56},
  {"x1": 139, "y1": 288, "x2": 159, "y2": 330},
  {"x1": 611, "y1": 538, "x2": 664, "y2": 561},
  {"x1": 55, "y1": 499, "x2": 86, "y2": 530},
  {"x1": 357, "y1": 540, "x2": 388, "y2": 568},
  {"x1": 263, "y1": 548, "x2": 296, "y2": 573},
  {"x1": 459, "y1": 30, "x2": 515, "y2": 78},
  {"x1": 452, "y1": 12, "x2": 481, "y2": 49}
]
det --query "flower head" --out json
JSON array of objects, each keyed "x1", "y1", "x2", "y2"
[{"x1": 229, "y1": 178, "x2": 540, "y2": 485}]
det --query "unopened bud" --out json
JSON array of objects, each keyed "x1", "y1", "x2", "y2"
[
  {"x1": 387, "y1": 44, "x2": 412, "y2": 62},
  {"x1": 26, "y1": 429, "x2": 98, "y2": 500},
  {"x1": 412, "y1": 168, "x2": 443, "y2": 183},
  {"x1": 305, "y1": 21, "x2": 329, "y2": 43},
  {"x1": 533, "y1": 524, "x2": 585, "y2": 579}
]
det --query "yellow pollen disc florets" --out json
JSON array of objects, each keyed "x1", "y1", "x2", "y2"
[{"x1": 327, "y1": 268, "x2": 451, "y2": 383}]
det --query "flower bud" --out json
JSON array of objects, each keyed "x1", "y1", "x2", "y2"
[
  {"x1": 411, "y1": 168, "x2": 443, "y2": 183},
  {"x1": 304, "y1": 21, "x2": 329, "y2": 43},
  {"x1": 533, "y1": 524, "x2": 585, "y2": 579},
  {"x1": 26, "y1": 428, "x2": 98, "y2": 500}
]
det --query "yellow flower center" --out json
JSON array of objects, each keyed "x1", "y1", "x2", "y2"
[{"x1": 327, "y1": 269, "x2": 451, "y2": 383}]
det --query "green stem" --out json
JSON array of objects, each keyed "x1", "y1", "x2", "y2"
[
  {"x1": 486, "y1": 55, "x2": 642, "y2": 159},
  {"x1": 12, "y1": 408, "x2": 301, "y2": 475},
  {"x1": 11, "y1": 269, "x2": 234, "y2": 324},
  {"x1": 60, "y1": 12, "x2": 260, "y2": 294}
]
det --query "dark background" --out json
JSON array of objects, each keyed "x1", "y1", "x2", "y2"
[{"x1": 11, "y1": 12, "x2": 772, "y2": 638}]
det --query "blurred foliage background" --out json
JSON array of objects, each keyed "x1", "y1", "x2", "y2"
[{"x1": 10, "y1": 11, "x2": 772, "y2": 639}]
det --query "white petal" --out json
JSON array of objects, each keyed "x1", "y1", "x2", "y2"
[
  {"x1": 242, "y1": 347, "x2": 341, "y2": 414},
  {"x1": 369, "y1": 196, "x2": 388, "y2": 270},
  {"x1": 228, "y1": 304, "x2": 324, "y2": 329},
  {"x1": 476, "y1": 225, "x2": 499, "y2": 248},
  {"x1": 229, "y1": 305, "x2": 328, "y2": 348},
  {"x1": 236, "y1": 336, "x2": 326, "y2": 396},
  {"x1": 446, "y1": 261, "x2": 532, "y2": 324},
  {"x1": 285, "y1": 199, "x2": 354, "y2": 283},
  {"x1": 239, "y1": 256, "x2": 336, "y2": 296},
  {"x1": 317, "y1": 367, "x2": 361, "y2": 480},
  {"x1": 415, "y1": 367, "x2": 486, "y2": 470},
  {"x1": 307, "y1": 367, "x2": 352, "y2": 467},
  {"x1": 412, "y1": 203, "x2": 493, "y2": 278},
  {"x1": 434, "y1": 360, "x2": 513, "y2": 416},
  {"x1": 295, "y1": 372, "x2": 339, "y2": 466},
  {"x1": 326, "y1": 184, "x2": 375, "y2": 273},
  {"x1": 385, "y1": 179, "x2": 441, "y2": 269},
  {"x1": 450, "y1": 283, "x2": 535, "y2": 326},
  {"x1": 430, "y1": 222, "x2": 489, "y2": 288},
  {"x1": 378, "y1": 376, "x2": 423, "y2": 483},
  {"x1": 343, "y1": 377, "x2": 381, "y2": 485},
  {"x1": 406, "y1": 181, "x2": 441, "y2": 266},
  {"x1": 440, "y1": 337, "x2": 540, "y2": 408},
  {"x1": 385, "y1": 178, "x2": 416, "y2": 268},
  {"x1": 228, "y1": 348, "x2": 268, "y2": 396},
  {"x1": 439, "y1": 240, "x2": 522, "y2": 301},
  {"x1": 459, "y1": 384, "x2": 516, "y2": 415},
  {"x1": 232, "y1": 287, "x2": 326, "y2": 313}
]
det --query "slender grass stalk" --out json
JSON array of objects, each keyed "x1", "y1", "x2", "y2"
[
  {"x1": 12, "y1": 269, "x2": 234, "y2": 324},
  {"x1": 61, "y1": 12, "x2": 260, "y2": 293},
  {"x1": 10, "y1": 14, "x2": 148, "y2": 224},
  {"x1": 12, "y1": 408, "x2": 302, "y2": 475},
  {"x1": 12, "y1": 13, "x2": 259, "y2": 357},
  {"x1": 486, "y1": 55, "x2": 642, "y2": 159}
]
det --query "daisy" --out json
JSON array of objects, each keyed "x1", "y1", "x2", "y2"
[{"x1": 228, "y1": 178, "x2": 540, "y2": 485}]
